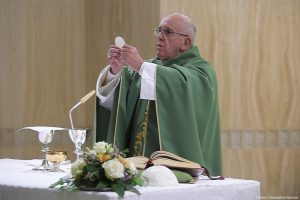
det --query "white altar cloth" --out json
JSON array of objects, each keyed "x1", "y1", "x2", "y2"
[{"x1": 0, "y1": 159, "x2": 260, "y2": 200}]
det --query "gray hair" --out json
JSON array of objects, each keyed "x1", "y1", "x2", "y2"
[{"x1": 168, "y1": 13, "x2": 197, "y2": 44}]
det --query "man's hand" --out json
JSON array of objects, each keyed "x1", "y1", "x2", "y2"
[
  {"x1": 121, "y1": 44, "x2": 144, "y2": 72},
  {"x1": 107, "y1": 45, "x2": 123, "y2": 75}
]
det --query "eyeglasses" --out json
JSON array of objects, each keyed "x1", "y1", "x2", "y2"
[{"x1": 154, "y1": 27, "x2": 189, "y2": 37}]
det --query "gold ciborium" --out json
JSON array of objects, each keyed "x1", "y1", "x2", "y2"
[{"x1": 46, "y1": 151, "x2": 67, "y2": 172}]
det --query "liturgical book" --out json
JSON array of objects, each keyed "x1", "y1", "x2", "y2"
[{"x1": 126, "y1": 151, "x2": 204, "y2": 177}]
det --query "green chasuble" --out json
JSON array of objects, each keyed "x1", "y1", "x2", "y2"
[{"x1": 94, "y1": 46, "x2": 222, "y2": 176}]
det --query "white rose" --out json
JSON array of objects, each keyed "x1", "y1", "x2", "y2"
[
  {"x1": 128, "y1": 161, "x2": 137, "y2": 173},
  {"x1": 102, "y1": 158, "x2": 125, "y2": 180},
  {"x1": 71, "y1": 160, "x2": 84, "y2": 177},
  {"x1": 93, "y1": 141, "x2": 107, "y2": 154}
]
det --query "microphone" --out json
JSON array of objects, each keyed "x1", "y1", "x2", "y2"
[
  {"x1": 79, "y1": 90, "x2": 96, "y2": 104},
  {"x1": 69, "y1": 90, "x2": 95, "y2": 131}
]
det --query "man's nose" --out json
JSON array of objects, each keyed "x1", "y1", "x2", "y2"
[{"x1": 157, "y1": 31, "x2": 164, "y2": 39}]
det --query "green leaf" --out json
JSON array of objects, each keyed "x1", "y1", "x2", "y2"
[
  {"x1": 49, "y1": 177, "x2": 79, "y2": 192},
  {"x1": 111, "y1": 183, "x2": 125, "y2": 198},
  {"x1": 86, "y1": 164, "x2": 97, "y2": 172},
  {"x1": 131, "y1": 177, "x2": 144, "y2": 186},
  {"x1": 126, "y1": 185, "x2": 141, "y2": 195},
  {"x1": 96, "y1": 181, "x2": 110, "y2": 188},
  {"x1": 98, "y1": 166, "x2": 105, "y2": 178},
  {"x1": 120, "y1": 149, "x2": 129, "y2": 157},
  {"x1": 49, "y1": 178, "x2": 65, "y2": 188}
]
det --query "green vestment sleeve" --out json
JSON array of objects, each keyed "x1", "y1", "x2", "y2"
[{"x1": 94, "y1": 46, "x2": 222, "y2": 176}]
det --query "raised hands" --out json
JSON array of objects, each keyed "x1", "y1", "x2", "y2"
[
  {"x1": 107, "y1": 45, "x2": 123, "y2": 75},
  {"x1": 120, "y1": 44, "x2": 144, "y2": 72},
  {"x1": 107, "y1": 44, "x2": 144, "y2": 74}
]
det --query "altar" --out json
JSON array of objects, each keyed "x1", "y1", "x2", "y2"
[{"x1": 0, "y1": 159, "x2": 260, "y2": 200}]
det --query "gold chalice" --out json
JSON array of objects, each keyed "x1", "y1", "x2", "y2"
[{"x1": 46, "y1": 151, "x2": 67, "y2": 172}]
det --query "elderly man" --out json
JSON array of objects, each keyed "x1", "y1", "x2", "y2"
[{"x1": 95, "y1": 13, "x2": 222, "y2": 176}]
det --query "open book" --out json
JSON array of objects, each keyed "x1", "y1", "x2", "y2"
[{"x1": 126, "y1": 151, "x2": 204, "y2": 177}]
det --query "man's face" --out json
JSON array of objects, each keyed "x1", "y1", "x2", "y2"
[{"x1": 155, "y1": 16, "x2": 187, "y2": 60}]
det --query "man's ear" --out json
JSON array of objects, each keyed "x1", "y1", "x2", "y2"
[{"x1": 181, "y1": 37, "x2": 192, "y2": 51}]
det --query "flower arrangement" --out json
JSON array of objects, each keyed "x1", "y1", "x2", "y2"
[{"x1": 49, "y1": 141, "x2": 144, "y2": 198}]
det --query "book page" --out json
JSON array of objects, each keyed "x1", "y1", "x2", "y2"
[
  {"x1": 125, "y1": 156, "x2": 149, "y2": 169},
  {"x1": 150, "y1": 151, "x2": 200, "y2": 165},
  {"x1": 153, "y1": 157, "x2": 201, "y2": 169}
]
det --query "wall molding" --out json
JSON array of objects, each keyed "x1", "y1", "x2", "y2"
[
  {"x1": 221, "y1": 129, "x2": 300, "y2": 148},
  {"x1": 1, "y1": 128, "x2": 299, "y2": 149}
]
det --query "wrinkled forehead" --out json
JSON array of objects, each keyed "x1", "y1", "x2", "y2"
[{"x1": 159, "y1": 15, "x2": 184, "y2": 31}]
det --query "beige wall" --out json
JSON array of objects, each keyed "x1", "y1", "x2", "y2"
[
  {"x1": 160, "y1": 0, "x2": 300, "y2": 130},
  {"x1": 0, "y1": 0, "x2": 87, "y2": 128},
  {"x1": 0, "y1": 0, "x2": 299, "y2": 197}
]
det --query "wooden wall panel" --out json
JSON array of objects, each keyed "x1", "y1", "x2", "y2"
[
  {"x1": 160, "y1": 0, "x2": 300, "y2": 130},
  {"x1": 0, "y1": 0, "x2": 86, "y2": 128},
  {"x1": 223, "y1": 147, "x2": 300, "y2": 197},
  {"x1": 222, "y1": 129, "x2": 300, "y2": 197}
]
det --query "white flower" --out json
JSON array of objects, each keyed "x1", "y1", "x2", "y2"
[
  {"x1": 128, "y1": 161, "x2": 137, "y2": 173},
  {"x1": 71, "y1": 160, "x2": 84, "y2": 177},
  {"x1": 106, "y1": 144, "x2": 114, "y2": 154},
  {"x1": 93, "y1": 141, "x2": 108, "y2": 154},
  {"x1": 87, "y1": 150, "x2": 97, "y2": 156},
  {"x1": 102, "y1": 158, "x2": 125, "y2": 180}
]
